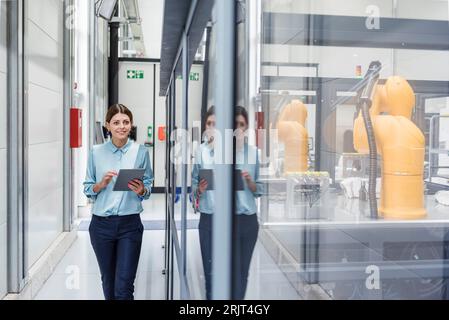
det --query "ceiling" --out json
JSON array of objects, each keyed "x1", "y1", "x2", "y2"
[{"x1": 159, "y1": 0, "x2": 214, "y2": 96}]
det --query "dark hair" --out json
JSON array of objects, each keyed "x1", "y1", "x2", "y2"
[
  {"x1": 106, "y1": 104, "x2": 133, "y2": 124},
  {"x1": 235, "y1": 106, "x2": 248, "y2": 126},
  {"x1": 204, "y1": 105, "x2": 215, "y2": 123}
]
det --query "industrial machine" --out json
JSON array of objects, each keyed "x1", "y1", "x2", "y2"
[
  {"x1": 258, "y1": 62, "x2": 449, "y2": 300},
  {"x1": 255, "y1": 6, "x2": 449, "y2": 298},
  {"x1": 272, "y1": 98, "x2": 330, "y2": 218},
  {"x1": 354, "y1": 65, "x2": 426, "y2": 220},
  {"x1": 276, "y1": 99, "x2": 310, "y2": 173},
  {"x1": 285, "y1": 172, "x2": 330, "y2": 214}
]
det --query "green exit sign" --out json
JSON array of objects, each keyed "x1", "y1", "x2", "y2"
[
  {"x1": 190, "y1": 72, "x2": 200, "y2": 81},
  {"x1": 127, "y1": 70, "x2": 144, "y2": 79},
  {"x1": 176, "y1": 72, "x2": 200, "y2": 81}
]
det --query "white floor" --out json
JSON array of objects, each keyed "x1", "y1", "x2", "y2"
[{"x1": 34, "y1": 194, "x2": 300, "y2": 300}]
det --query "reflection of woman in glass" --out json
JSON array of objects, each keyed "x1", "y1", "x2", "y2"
[
  {"x1": 192, "y1": 106, "x2": 263, "y2": 300},
  {"x1": 192, "y1": 106, "x2": 216, "y2": 300},
  {"x1": 233, "y1": 106, "x2": 263, "y2": 300}
]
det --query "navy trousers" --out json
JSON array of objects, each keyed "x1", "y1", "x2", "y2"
[
  {"x1": 199, "y1": 213, "x2": 259, "y2": 300},
  {"x1": 89, "y1": 214, "x2": 144, "y2": 300},
  {"x1": 198, "y1": 213, "x2": 213, "y2": 300}
]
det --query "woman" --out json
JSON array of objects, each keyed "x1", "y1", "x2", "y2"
[
  {"x1": 192, "y1": 106, "x2": 263, "y2": 300},
  {"x1": 191, "y1": 106, "x2": 216, "y2": 300},
  {"x1": 83, "y1": 104, "x2": 154, "y2": 300}
]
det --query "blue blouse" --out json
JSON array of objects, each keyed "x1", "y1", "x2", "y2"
[
  {"x1": 83, "y1": 139, "x2": 154, "y2": 217},
  {"x1": 191, "y1": 142, "x2": 263, "y2": 215}
]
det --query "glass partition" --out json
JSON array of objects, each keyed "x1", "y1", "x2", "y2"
[
  {"x1": 166, "y1": 38, "x2": 209, "y2": 299},
  {"x1": 167, "y1": 0, "x2": 449, "y2": 300},
  {"x1": 166, "y1": 55, "x2": 185, "y2": 300},
  {"x1": 237, "y1": 0, "x2": 449, "y2": 299},
  {"x1": 0, "y1": 0, "x2": 8, "y2": 299}
]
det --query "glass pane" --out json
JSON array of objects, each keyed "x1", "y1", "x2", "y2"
[
  {"x1": 188, "y1": 36, "x2": 215, "y2": 300},
  {"x1": 172, "y1": 239, "x2": 181, "y2": 300},
  {"x1": 170, "y1": 46, "x2": 208, "y2": 299},
  {"x1": 189, "y1": 10, "x2": 219, "y2": 299},
  {"x1": 0, "y1": 0, "x2": 8, "y2": 298},
  {"x1": 425, "y1": 97, "x2": 449, "y2": 191},
  {"x1": 169, "y1": 55, "x2": 184, "y2": 300},
  {"x1": 185, "y1": 60, "x2": 207, "y2": 300},
  {"x1": 232, "y1": 0, "x2": 305, "y2": 300},
  {"x1": 174, "y1": 56, "x2": 183, "y2": 222},
  {"x1": 243, "y1": 0, "x2": 449, "y2": 300}
]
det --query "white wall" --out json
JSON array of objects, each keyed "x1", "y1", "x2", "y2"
[
  {"x1": 207, "y1": 7, "x2": 217, "y2": 110},
  {"x1": 263, "y1": 44, "x2": 394, "y2": 79},
  {"x1": 138, "y1": 0, "x2": 164, "y2": 59},
  {"x1": 72, "y1": 5, "x2": 111, "y2": 217},
  {"x1": 262, "y1": 44, "x2": 449, "y2": 82},
  {"x1": 174, "y1": 66, "x2": 203, "y2": 137},
  {"x1": 395, "y1": 50, "x2": 449, "y2": 81},
  {"x1": 263, "y1": 0, "x2": 394, "y2": 17},
  {"x1": 74, "y1": 0, "x2": 93, "y2": 210},
  {"x1": 119, "y1": 61, "x2": 155, "y2": 145},
  {"x1": 26, "y1": 0, "x2": 64, "y2": 267},
  {"x1": 119, "y1": 62, "x2": 203, "y2": 189},
  {"x1": 396, "y1": 0, "x2": 449, "y2": 21},
  {"x1": 119, "y1": 61, "x2": 158, "y2": 185},
  {"x1": 186, "y1": 65, "x2": 204, "y2": 133},
  {"x1": 261, "y1": 0, "x2": 449, "y2": 81},
  {"x1": 263, "y1": 0, "x2": 449, "y2": 20},
  {"x1": 154, "y1": 64, "x2": 167, "y2": 188},
  {"x1": 0, "y1": 0, "x2": 8, "y2": 299},
  {"x1": 174, "y1": 65, "x2": 204, "y2": 187},
  {"x1": 95, "y1": 18, "x2": 109, "y2": 124}
]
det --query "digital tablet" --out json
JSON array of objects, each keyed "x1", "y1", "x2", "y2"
[
  {"x1": 234, "y1": 169, "x2": 245, "y2": 191},
  {"x1": 199, "y1": 169, "x2": 215, "y2": 190},
  {"x1": 198, "y1": 169, "x2": 246, "y2": 191},
  {"x1": 113, "y1": 169, "x2": 146, "y2": 191}
]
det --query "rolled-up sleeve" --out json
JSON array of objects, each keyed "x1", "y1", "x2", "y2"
[
  {"x1": 83, "y1": 149, "x2": 98, "y2": 200},
  {"x1": 139, "y1": 149, "x2": 154, "y2": 201}
]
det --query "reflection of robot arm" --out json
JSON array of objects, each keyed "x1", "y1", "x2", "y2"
[
  {"x1": 353, "y1": 76, "x2": 426, "y2": 219},
  {"x1": 277, "y1": 100, "x2": 309, "y2": 173}
]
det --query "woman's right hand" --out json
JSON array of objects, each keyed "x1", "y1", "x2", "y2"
[
  {"x1": 198, "y1": 179, "x2": 208, "y2": 195},
  {"x1": 99, "y1": 171, "x2": 118, "y2": 189}
]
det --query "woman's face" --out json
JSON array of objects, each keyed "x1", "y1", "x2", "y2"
[
  {"x1": 206, "y1": 115, "x2": 216, "y2": 130},
  {"x1": 107, "y1": 113, "x2": 132, "y2": 141},
  {"x1": 235, "y1": 115, "x2": 248, "y2": 132},
  {"x1": 204, "y1": 115, "x2": 216, "y2": 143},
  {"x1": 235, "y1": 114, "x2": 248, "y2": 144}
]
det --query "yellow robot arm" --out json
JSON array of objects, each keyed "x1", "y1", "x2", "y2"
[
  {"x1": 277, "y1": 100, "x2": 309, "y2": 173},
  {"x1": 353, "y1": 76, "x2": 426, "y2": 219}
]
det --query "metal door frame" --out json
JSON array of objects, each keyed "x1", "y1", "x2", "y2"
[{"x1": 7, "y1": 0, "x2": 26, "y2": 293}]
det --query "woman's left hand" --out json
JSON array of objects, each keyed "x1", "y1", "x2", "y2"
[
  {"x1": 241, "y1": 171, "x2": 252, "y2": 183},
  {"x1": 128, "y1": 179, "x2": 145, "y2": 196},
  {"x1": 241, "y1": 171, "x2": 257, "y2": 193}
]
